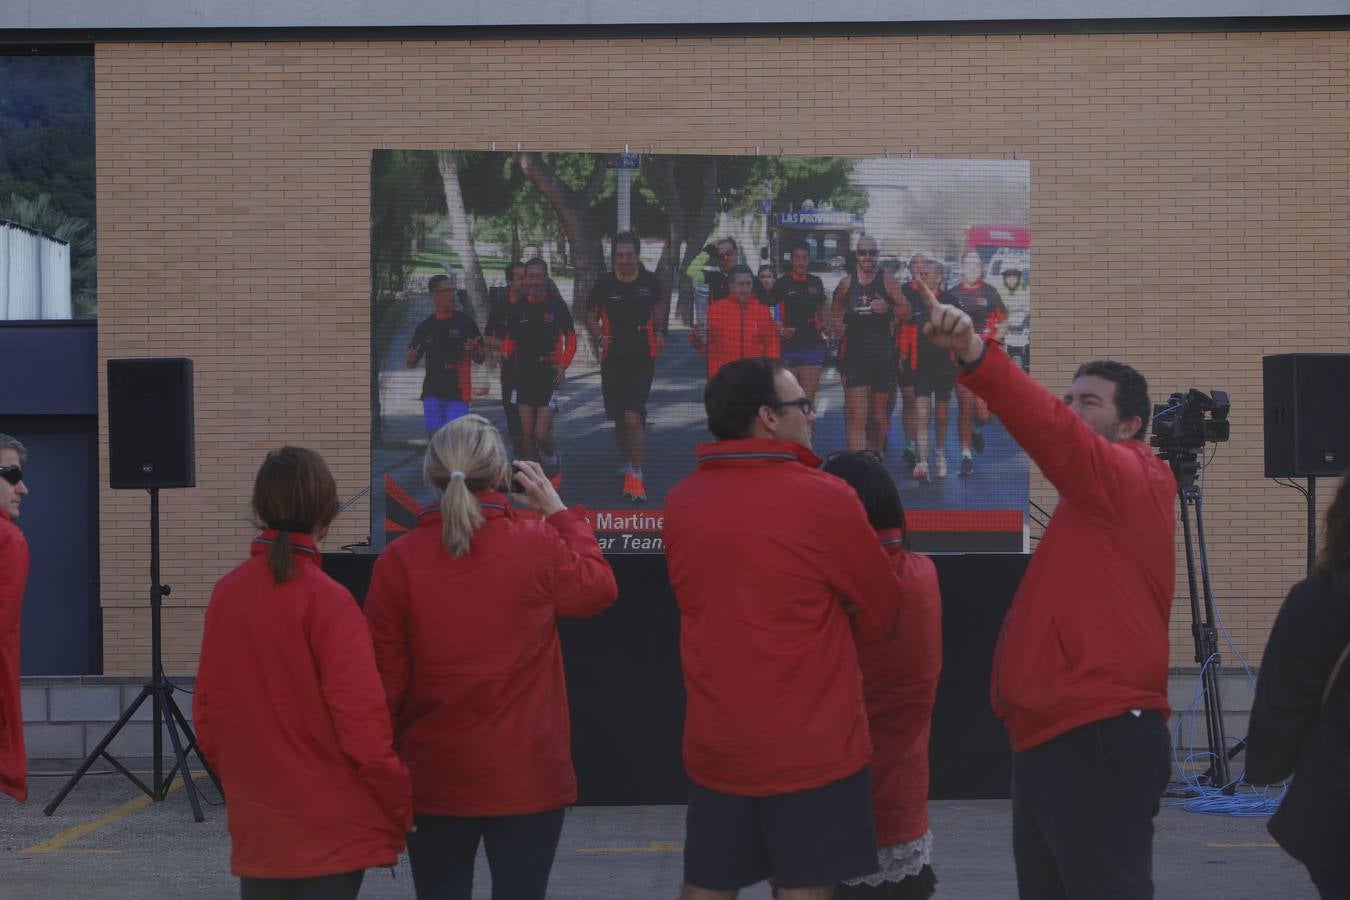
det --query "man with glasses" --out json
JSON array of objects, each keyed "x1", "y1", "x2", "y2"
[
  {"x1": 663, "y1": 359, "x2": 903, "y2": 900},
  {"x1": 829, "y1": 235, "x2": 909, "y2": 455},
  {"x1": 705, "y1": 238, "x2": 771, "y2": 305},
  {"x1": 406, "y1": 272, "x2": 485, "y2": 439},
  {"x1": 0, "y1": 434, "x2": 30, "y2": 803}
]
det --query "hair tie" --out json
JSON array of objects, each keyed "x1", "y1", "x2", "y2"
[{"x1": 449, "y1": 470, "x2": 466, "y2": 481}]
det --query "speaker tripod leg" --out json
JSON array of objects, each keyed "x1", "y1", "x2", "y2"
[
  {"x1": 157, "y1": 685, "x2": 205, "y2": 822},
  {"x1": 164, "y1": 688, "x2": 223, "y2": 798},
  {"x1": 44, "y1": 686, "x2": 155, "y2": 816}
]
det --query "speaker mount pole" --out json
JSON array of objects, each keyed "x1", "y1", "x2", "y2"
[
  {"x1": 1307, "y1": 476, "x2": 1317, "y2": 576},
  {"x1": 44, "y1": 488, "x2": 220, "y2": 821}
]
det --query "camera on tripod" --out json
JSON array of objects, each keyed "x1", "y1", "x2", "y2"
[{"x1": 1150, "y1": 389, "x2": 1231, "y2": 452}]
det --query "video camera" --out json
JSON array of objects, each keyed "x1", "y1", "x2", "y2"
[{"x1": 1150, "y1": 389, "x2": 1231, "y2": 452}]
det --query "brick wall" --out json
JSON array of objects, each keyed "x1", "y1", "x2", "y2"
[{"x1": 93, "y1": 31, "x2": 1350, "y2": 675}]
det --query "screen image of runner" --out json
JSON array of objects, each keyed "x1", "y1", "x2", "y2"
[{"x1": 372, "y1": 152, "x2": 1031, "y2": 553}]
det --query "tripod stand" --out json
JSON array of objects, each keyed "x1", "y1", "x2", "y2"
[
  {"x1": 45, "y1": 488, "x2": 220, "y2": 822},
  {"x1": 1163, "y1": 450, "x2": 1235, "y2": 791}
]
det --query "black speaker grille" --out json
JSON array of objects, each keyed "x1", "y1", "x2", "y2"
[{"x1": 107, "y1": 358, "x2": 196, "y2": 489}]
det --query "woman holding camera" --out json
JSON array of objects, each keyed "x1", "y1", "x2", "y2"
[
  {"x1": 364, "y1": 414, "x2": 618, "y2": 900},
  {"x1": 196, "y1": 447, "x2": 411, "y2": 900},
  {"x1": 822, "y1": 450, "x2": 943, "y2": 900}
]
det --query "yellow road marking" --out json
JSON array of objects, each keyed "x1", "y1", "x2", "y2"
[
  {"x1": 1207, "y1": 842, "x2": 1280, "y2": 849},
  {"x1": 21, "y1": 777, "x2": 193, "y2": 855},
  {"x1": 578, "y1": 841, "x2": 683, "y2": 854}
]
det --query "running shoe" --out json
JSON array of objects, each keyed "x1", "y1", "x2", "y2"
[
  {"x1": 959, "y1": 454, "x2": 974, "y2": 477},
  {"x1": 902, "y1": 441, "x2": 919, "y2": 467},
  {"x1": 912, "y1": 461, "x2": 930, "y2": 483},
  {"x1": 934, "y1": 456, "x2": 948, "y2": 479},
  {"x1": 623, "y1": 471, "x2": 648, "y2": 503}
]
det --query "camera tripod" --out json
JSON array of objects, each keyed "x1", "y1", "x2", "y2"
[
  {"x1": 1161, "y1": 449, "x2": 1238, "y2": 791},
  {"x1": 44, "y1": 488, "x2": 220, "y2": 822}
]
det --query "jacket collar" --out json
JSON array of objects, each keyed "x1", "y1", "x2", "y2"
[
  {"x1": 250, "y1": 530, "x2": 321, "y2": 563},
  {"x1": 416, "y1": 491, "x2": 515, "y2": 525},
  {"x1": 877, "y1": 527, "x2": 906, "y2": 551},
  {"x1": 695, "y1": 438, "x2": 821, "y2": 470}
]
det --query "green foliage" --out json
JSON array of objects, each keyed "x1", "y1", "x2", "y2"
[
  {"x1": 370, "y1": 150, "x2": 444, "y2": 315},
  {"x1": 0, "y1": 55, "x2": 97, "y2": 315}
]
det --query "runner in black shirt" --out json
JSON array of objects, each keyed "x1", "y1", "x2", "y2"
[
  {"x1": 484, "y1": 261, "x2": 526, "y2": 457},
  {"x1": 899, "y1": 255, "x2": 958, "y2": 482},
  {"x1": 947, "y1": 250, "x2": 1009, "y2": 476},
  {"x1": 771, "y1": 241, "x2": 829, "y2": 404},
  {"x1": 829, "y1": 235, "x2": 909, "y2": 454},
  {"x1": 505, "y1": 257, "x2": 577, "y2": 486},
  {"x1": 585, "y1": 232, "x2": 667, "y2": 503},
  {"x1": 406, "y1": 273, "x2": 484, "y2": 437}
]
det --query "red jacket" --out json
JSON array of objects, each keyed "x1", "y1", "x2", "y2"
[
  {"x1": 364, "y1": 497, "x2": 617, "y2": 816},
  {"x1": 195, "y1": 533, "x2": 411, "y2": 878},
  {"x1": 691, "y1": 296, "x2": 780, "y2": 378},
  {"x1": 0, "y1": 510, "x2": 28, "y2": 803},
  {"x1": 857, "y1": 530, "x2": 941, "y2": 846},
  {"x1": 662, "y1": 439, "x2": 903, "y2": 796},
  {"x1": 959, "y1": 343, "x2": 1176, "y2": 751}
]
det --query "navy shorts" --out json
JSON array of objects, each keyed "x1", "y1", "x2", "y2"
[
  {"x1": 684, "y1": 767, "x2": 878, "y2": 891},
  {"x1": 782, "y1": 343, "x2": 828, "y2": 369},
  {"x1": 515, "y1": 365, "x2": 558, "y2": 408}
]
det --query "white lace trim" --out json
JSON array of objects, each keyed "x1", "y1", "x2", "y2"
[{"x1": 843, "y1": 830, "x2": 934, "y2": 887}]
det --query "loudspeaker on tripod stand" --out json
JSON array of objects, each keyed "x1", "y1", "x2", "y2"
[{"x1": 45, "y1": 357, "x2": 217, "y2": 822}]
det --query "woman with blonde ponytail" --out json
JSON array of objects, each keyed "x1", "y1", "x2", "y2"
[
  {"x1": 365, "y1": 415, "x2": 618, "y2": 900},
  {"x1": 195, "y1": 447, "x2": 411, "y2": 900}
]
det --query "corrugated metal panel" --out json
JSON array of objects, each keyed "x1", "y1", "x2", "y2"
[
  {"x1": 0, "y1": 221, "x2": 72, "y2": 321},
  {"x1": 39, "y1": 238, "x2": 71, "y2": 320}
]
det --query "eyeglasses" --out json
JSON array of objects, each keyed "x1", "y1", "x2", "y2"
[
  {"x1": 0, "y1": 466, "x2": 23, "y2": 486},
  {"x1": 769, "y1": 397, "x2": 814, "y2": 416}
]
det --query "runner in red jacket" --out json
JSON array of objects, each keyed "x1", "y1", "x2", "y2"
[
  {"x1": 0, "y1": 436, "x2": 31, "y2": 804},
  {"x1": 822, "y1": 450, "x2": 942, "y2": 900},
  {"x1": 923, "y1": 294, "x2": 1176, "y2": 900},
  {"x1": 663, "y1": 358, "x2": 904, "y2": 899},
  {"x1": 195, "y1": 447, "x2": 411, "y2": 900},
  {"x1": 364, "y1": 414, "x2": 617, "y2": 900},
  {"x1": 690, "y1": 265, "x2": 780, "y2": 380}
]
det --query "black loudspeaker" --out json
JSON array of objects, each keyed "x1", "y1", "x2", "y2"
[
  {"x1": 1263, "y1": 354, "x2": 1350, "y2": 478},
  {"x1": 107, "y1": 358, "x2": 196, "y2": 489}
]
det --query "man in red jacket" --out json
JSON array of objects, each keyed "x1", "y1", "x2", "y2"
[
  {"x1": 923, "y1": 292, "x2": 1176, "y2": 899},
  {"x1": 663, "y1": 358, "x2": 904, "y2": 900},
  {"x1": 0, "y1": 434, "x2": 30, "y2": 804}
]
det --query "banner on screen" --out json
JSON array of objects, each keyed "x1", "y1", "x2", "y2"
[{"x1": 371, "y1": 151, "x2": 1031, "y2": 553}]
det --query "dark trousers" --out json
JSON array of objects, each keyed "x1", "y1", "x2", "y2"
[
  {"x1": 1012, "y1": 711, "x2": 1171, "y2": 900},
  {"x1": 239, "y1": 870, "x2": 365, "y2": 900},
  {"x1": 407, "y1": 807, "x2": 566, "y2": 900},
  {"x1": 1310, "y1": 867, "x2": 1350, "y2": 900}
]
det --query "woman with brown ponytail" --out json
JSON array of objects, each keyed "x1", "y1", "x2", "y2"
[
  {"x1": 364, "y1": 414, "x2": 618, "y2": 900},
  {"x1": 195, "y1": 446, "x2": 412, "y2": 900}
]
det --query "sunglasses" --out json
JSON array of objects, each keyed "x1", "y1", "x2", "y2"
[
  {"x1": 0, "y1": 466, "x2": 23, "y2": 486},
  {"x1": 769, "y1": 397, "x2": 814, "y2": 416}
]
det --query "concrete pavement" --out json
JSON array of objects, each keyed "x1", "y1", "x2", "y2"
[{"x1": 0, "y1": 770, "x2": 1315, "y2": 899}]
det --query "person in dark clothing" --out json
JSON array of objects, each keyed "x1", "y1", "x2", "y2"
[
  {"x1": 1247, "y1": 473, "x2": 1350, "y2": 900},
  {"x1": 406, "y1": 273, "x2": 484, "y2": 438},
  {"x1": 771, "y1": 241, "x2": 829, "y2": 405},
  {"x1": 585, "y1": 232, "x2": 667, "y2": 503},
  {"x1": 485, "y1": 261, "x2": 527, "y2": 457}
]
